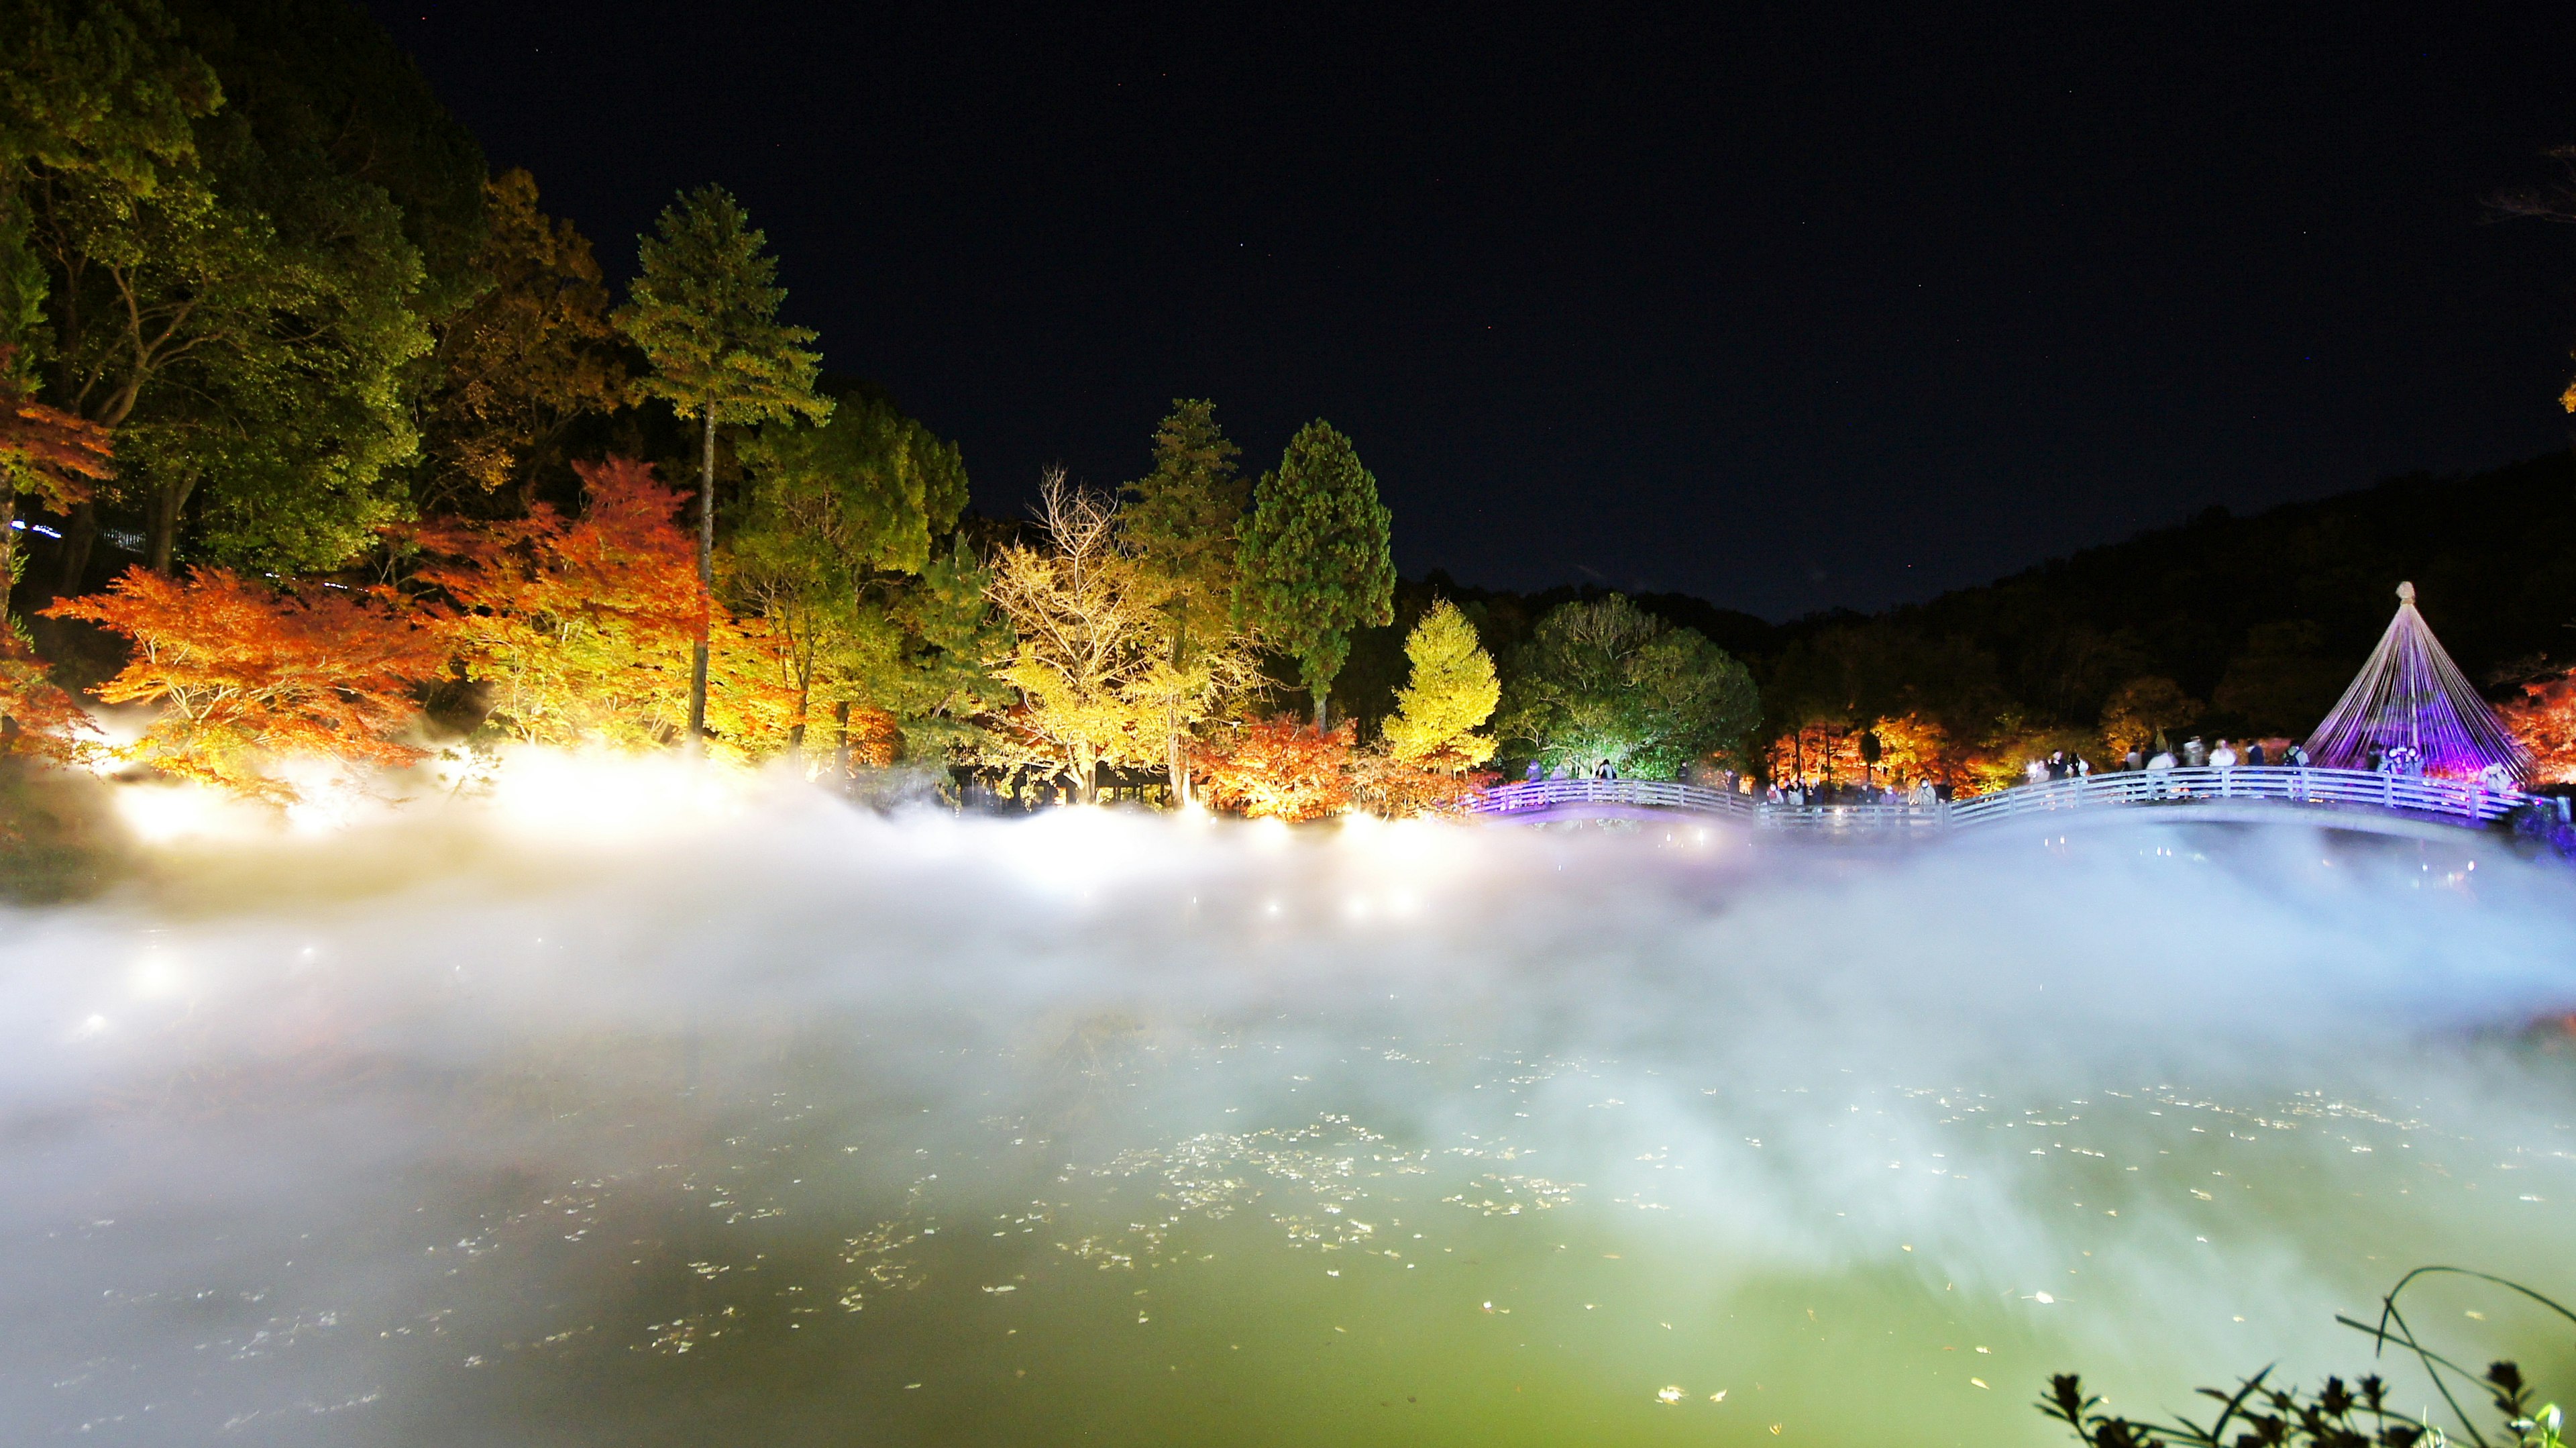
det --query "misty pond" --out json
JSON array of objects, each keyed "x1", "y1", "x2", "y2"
[{"x1": 5, "y1": 787, "x2": 2573, "y2": 1445}]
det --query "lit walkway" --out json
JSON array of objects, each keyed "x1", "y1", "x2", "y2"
[{"x1": 1468, "y1": 766, "x2": 2548, "y2": 838}]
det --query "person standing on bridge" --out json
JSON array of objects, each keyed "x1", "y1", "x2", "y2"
[
  {"x1": 2210, "y1": 739, "x2": 2239, "y2": 768},
  {"x1": 1527, "y1": 760, "x2": 1544, "y2": 784},
  {"x1": 2184, "y1": 737, "x2": 2208, "y2": 768}
]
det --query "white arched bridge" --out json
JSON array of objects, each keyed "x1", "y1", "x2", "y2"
[{"x1": 1468, "y1": 766, "x2": 2561, "y2": 842}]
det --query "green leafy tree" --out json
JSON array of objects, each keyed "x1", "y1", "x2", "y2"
[
  {"x1": 1499, "y1": 593, "x2": 1760, "y2": 779},
  {"x1": 1381, "y1": 597, "x2": 1498, "y2": 768},
  {"x1": 6, "y1": 0, "x2": 484, "y2": 582},
  {"x1": 1122, "y1": 399, "x2": 1252, "y2": 798},
  {"x1": 872, "y1": 535, "x2": 1016, "y2": 768},
  {"x1": 729, "y1": 389, "x2": 971, "y2": 758},
  {"x1": 1234, "y1": 418, "x2": 1393, "y2": 728},
  {"x1": 614, "y1": 185, "x2": 829, "y2": 742}
]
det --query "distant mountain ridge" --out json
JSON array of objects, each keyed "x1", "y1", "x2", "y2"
[{"x1": 1340, "y1": 451, "x2": 2576, "y2": 748}]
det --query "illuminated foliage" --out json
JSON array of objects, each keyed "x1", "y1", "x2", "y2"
[
  {"x1": 981, "y1": 471, "x2": 1171, "y2": 802},
  {"x1": 1766, "y1": 711, "x2": 1957, "y2": 788},
  {"x1": 10, "y1": 0, "x2": 482, "y2": 578},
  {"x1": 1122, "y1": 399, "x2": 1252, "y2": 797},
  {"x1": 46, "y1": 564, "x2": 446, "y2": 798},
  {"x1": 1499, "y1": 594, "x2": 1760, "y2": 780},
  {"x1": 0, "y1": 344, "x2": 112, "y2": 597},
  {"x1": 728, "y1": 389, "x2": 977, "y2": 763},
  {"x1": 413, "y1": 168, "x2": 627, "y2": 507},
  {"x1": 2500, "y1": 667, "x2": 2576, "y2": 784},
  {"x1": 1349, "y1": 748, "x2": 1487, "y2": 817},
  {"x1": 403, "y1": 456, "x2": 709, "y2": 754},
  {"x1": 2098, "y1": 676, "x2": 2200, "y2": 758},
  {"x1": 1195, "y1": 717, "x2": 1351, "y2": 821},
  {"x1": 614, "y1": 185, "x2": 830, "y2": 739},
  {"x1": 0, "y1": 629, "x2": 94, "y2": 762},
  {"x1": 1380, "y1": 597, "x2": 1498, "y2": 770},
  {"x1": 1234, "y1": 419, "x2": 1393, "y2": 727}
]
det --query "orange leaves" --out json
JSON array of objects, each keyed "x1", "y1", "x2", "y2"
[
  {"x1": 0, "y1": 347, "x2": 114, "y2": 511},
  {"x1": 1195, "y1": 717, "x2": 1352, "y2": 821},
  {"x1": 1351, "y1": 752, "x2": 1491, "y2": 818},
  {"x1": 0, "y1": 631, "x2": 97, "y2": 764},
  {"x1": 46, "y1": 567, "x2": 447, "y2": 798},
  {"x1": 2501, "y1": 670, "x2": 2576, "y2": 784},
  {"x1": 401, "y1": 456, "x2": 712, "y2": 751}
]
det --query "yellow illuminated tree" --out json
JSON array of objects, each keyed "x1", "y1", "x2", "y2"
[
  {"x1": 1380, "y1": 598, "x2": 1497, "y2": 770},
  {"x1": 985, "y1": 470, "x2": 1214, "y2": 803}
]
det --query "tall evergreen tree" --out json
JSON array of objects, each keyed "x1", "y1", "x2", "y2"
[
  {"x1": 1234, "y1": 419, "x2": 1393, "y2": 729},
  {"x1": 1122, "y1": 399, "x2": 1250, "y2": 798},
  {"x1": 614, "y1": 185, "x2": 828, "y2": 743}
]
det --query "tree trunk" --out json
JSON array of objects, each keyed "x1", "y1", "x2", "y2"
[
  {"x1": 147, "y1": 478, "x2": 193, "y2": 576},
  {"x1": 1167, "y1": 710, "x2": 1187, "y2": 806},
  {"x1": 1312, "y1": 688, "x2": 1329, "y2": 731},
  {"x1": 0, "y1": 493, "x2": 17, "y2": 619},
  {"x1": 54, "y1": 499, "x2": 95, "y2": 596},
  {"x1": 834, "y1": 700, "x2": 851, "y2": 780},
  {"x1": 688, "y1": 407, "x2": 714, "y2": 745}
]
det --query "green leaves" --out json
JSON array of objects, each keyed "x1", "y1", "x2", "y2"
[
  {"x1": 1234, "y1": 418, "x2": 1393, "y2": 719},
  {"x1": 615, "y1": 186, "x2": 828, "y2": 431},
  {"x1": 1499, "y1": 593, "x2": 1760, "y2": 779},
  {"x1": 1123, "y1": 398, "x2": 1246, "y2": 668}
]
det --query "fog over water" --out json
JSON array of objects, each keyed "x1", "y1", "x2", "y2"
[{"x1": 5, "y1": 771, "x2": 2573, "y2": 1445}]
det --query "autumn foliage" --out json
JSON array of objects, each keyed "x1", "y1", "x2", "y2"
[
  {"x1": 401, "y1": 456, "x2": 802, "y2": 759},
  {"x1": 1194, "y1": 718, "x2": 1353, "y2": 821},
  {"x1": 2500, "y1": 669, "x2": 2576, "y2": 785},
  {"x1": 46, "y1": 568, "x2": 449, "y2": 798},
  {"x1": 0, "y1": 348, "x2": 115, "y2": 510}
]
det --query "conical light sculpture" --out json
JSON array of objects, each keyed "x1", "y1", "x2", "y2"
[{"x1": 2301, "y1": 582, "x2": 2528, "y2": 780}]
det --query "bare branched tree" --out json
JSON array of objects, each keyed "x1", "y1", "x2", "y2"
[{"x1": 982, "y1": 470, "x2": 1170, "y2": 803}]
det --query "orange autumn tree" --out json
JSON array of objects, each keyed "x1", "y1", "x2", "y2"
[
  {"x1": 0, "y1": 349, "x2": 114, "y2": 761},
  {"x1": 47, "y1": 568, "x2": 448, "y2": 798},
  {"x1": 2500, "y1": 670, "x2": 2576, "y2": 784},
  {"x1": 1195, "y1": 717, "x2": 1352, "y2": 821},
  {"x1": 404, "y1": 456, "x2": 796, "y2": 759}
]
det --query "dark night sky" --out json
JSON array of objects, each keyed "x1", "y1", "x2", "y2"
[{"x1": 364, "y1": 1, "x2": 2576, "y2": 620}]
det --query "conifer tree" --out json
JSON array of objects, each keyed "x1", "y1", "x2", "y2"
[
  {"x1": 614, "y1": 186, "x2": 828, "y2": 743},
  {"x1": 1122, "y1": 399, "x2": 1251, "y2": 798},
  {"x1": 1234, "y1": 419, "x2": 1393, "y2": 728},
  {"x1": 1381, "y1": 598, "x2": 1499, "y2": 768}
]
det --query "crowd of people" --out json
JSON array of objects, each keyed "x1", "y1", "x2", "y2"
[{"x1": 1509, "y1": 729, "x2": 2512, "y2": 813}]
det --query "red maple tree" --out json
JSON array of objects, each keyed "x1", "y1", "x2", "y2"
[
  {"x1": 46, "y1": 568, "x2": 448, "y2": 799},
  {"x1": 1195, "y1": 717, "x2": 1353, "y2": 821}
]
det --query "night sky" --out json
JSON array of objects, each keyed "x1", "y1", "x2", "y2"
[{"x1": 366, "y1": 1, "x2": 2576, "y2": 620}]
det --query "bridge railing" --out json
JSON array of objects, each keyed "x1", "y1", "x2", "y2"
[
  {"x1": 1468, "y1": 776, "x2": 1758, "y2": 820},
  {"x1": 1470, "y1": 766, "x2": 2539, "y2": 833},
  {"x1": 1759, "y1": 802, "x2": 1948, "y2": 832},
  {"x1": 1944, "y1": 766, "x2": 2528, "y2": 831}
]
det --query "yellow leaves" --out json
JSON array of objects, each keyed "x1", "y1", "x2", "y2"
[{"x1": 1383, "y1": 599, "x2": 1499, "y2": 768}]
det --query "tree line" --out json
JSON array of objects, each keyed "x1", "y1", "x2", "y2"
[{"x1": 0, "y1": 0, "x2": 1766, "y2": 815}]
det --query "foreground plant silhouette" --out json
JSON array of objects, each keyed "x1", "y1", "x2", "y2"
[{"x1": 2041, "y1": 1268, "x2": 2568, "y2": 1447}]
